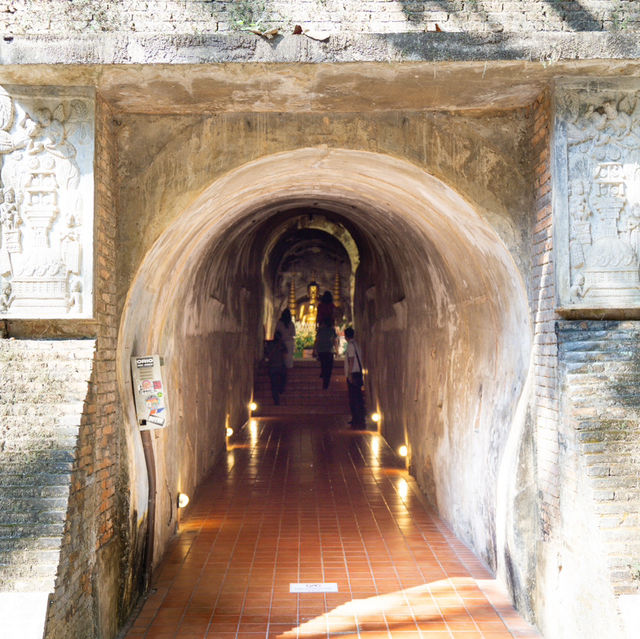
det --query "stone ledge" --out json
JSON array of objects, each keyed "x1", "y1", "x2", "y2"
[
  {"x1": 1, "y1": 320, "x2": 100, "y2": 339},
  {"x1": 2, "y1": 31, "x2": 640, "y2": 65}
]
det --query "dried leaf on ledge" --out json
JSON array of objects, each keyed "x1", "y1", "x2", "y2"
[
  {"x1": 303, "y1": 30, "x2": 331, "y2": 42},
  {"x1": 249, "y1": 27, "x2": 279, "y2": 39}
]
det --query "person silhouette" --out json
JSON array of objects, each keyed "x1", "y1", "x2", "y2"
[
  {"x1": 314, "y1": 318, "x2": 338, "y2": 389},
  {"x1": 316, "y1": 290, "x2": 335, "y2": 327},
  {"x1": 344, "y1": 326, "x2": 366, "y2": 428},
  {"x1": 265, "y1": 330, "x2": 287, "y2": 405},
  {"x1": 275, "y1": 308, "x2": 296, "y2": 371}
]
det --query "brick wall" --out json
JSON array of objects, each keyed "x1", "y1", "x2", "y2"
[
  {"x1": 92, "y1": 95, "x2": 120, "y2": 556},
  {"x1": 2, "y1": 0, "x2": 640, "y2": 36},
  {"x1": 43, "y1": 96, "x2": 125, "y2": 639},
  {"x1": 557, "y1": 320, "x2": 640, "y2": 597},
  {"x1": 530, "y1": 87, "x2": 560, "y2": 541}
]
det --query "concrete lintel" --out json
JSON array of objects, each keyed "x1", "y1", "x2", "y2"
[{"x1": 3, "y1": 60, "x2": 640, "y2": 115}]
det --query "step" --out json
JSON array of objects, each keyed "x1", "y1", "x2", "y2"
[{"x1": 253, "y1": 360, "x2": 350, "y2": 416}]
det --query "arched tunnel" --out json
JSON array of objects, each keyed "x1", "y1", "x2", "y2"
[{"x1": 117, "y1": 147, "x2": 531, "y2": 582}]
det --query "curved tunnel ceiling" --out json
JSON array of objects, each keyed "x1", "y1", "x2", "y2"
[
  {"x1": 118, "y1": 145, "x2": 530, "y2": 389},
  {"x1": 117, "y1": 148, "x2": 532, "y2": 563}
]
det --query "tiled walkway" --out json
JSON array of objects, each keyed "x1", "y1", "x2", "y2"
[{"x1": 123, "y1": 417, "x2": 542, "y2": 639}]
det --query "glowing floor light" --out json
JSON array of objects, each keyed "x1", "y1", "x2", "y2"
[
  {"x1": 226, "y1": 427, "x2": 234, "y2": 437},
  {"x1": 399, "y1": 445, "x2": 408, "y2": 458},
  {"x1": 249, "y1": 401, "x2": 258, "y2": 412},
  {"x1": 177, "y1": 493, "x2": 190, "y2": 508},
  {"x1": 371, "y1": 412, "x2": 381, "y2": 423}
]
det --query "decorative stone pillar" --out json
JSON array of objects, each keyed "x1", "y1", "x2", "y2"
[
  {"x1": 554, "y1": 79, "x2": 640, "y2": 312},
  {"x1": 553, "y1": 80, "x2": 640, "y2": 639},
  {"x1": 0, "y1": 85, "x2": 94, "y2": 318}
]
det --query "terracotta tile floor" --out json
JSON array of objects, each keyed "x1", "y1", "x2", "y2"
[{"x1": 123, "y1": 417, "x2": 542, "y2": 639}]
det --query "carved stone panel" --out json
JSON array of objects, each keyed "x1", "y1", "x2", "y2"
[
  {"x1": 0, "y1": 85, "x2": 94, "y2": 318},
  {"x1": 554, "y1": 80, "x2": 640, "y2": 312}
]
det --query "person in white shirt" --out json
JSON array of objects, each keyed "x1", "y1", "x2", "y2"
[
  {"x1": 275, "y1": 308, "x2": 296, "y2": 370},
  {"x1": 344, "y1": 326, "x2": 366, "y2": 428}
]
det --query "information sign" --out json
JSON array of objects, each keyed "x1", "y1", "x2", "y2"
[
  {"x1": 131, "y1": 355, "x2": 167, "y2": 430},
  {"x1": 289, "y1": 583, "x2": 338, "y2": 593}
]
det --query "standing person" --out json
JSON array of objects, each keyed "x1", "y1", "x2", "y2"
[
  {"x1": 344, "y1": 327, "x2": 366, "y2": 429},
  {"x1": 313, "y1": 318, "x2": 338, "y2": 390},
  {"x1": 265, "y1": 331, "x2": 287, "y2": 405},
  {"x1": 316, "y1": 291, "x2": 335, "y2": 327},
  {"x1": 275, "y1": 308, "x2": 296, "y2": 370}
]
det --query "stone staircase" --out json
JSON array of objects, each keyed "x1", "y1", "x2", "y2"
[{"x1": 253, "y1": 358, "x2": 350, "y2": 416}]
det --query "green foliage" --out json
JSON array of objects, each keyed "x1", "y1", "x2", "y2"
[
  {"x1": 609, "y1": 3, "x2": 630, "y2": 32},
  {"x1": 294, "y1": 322, "x2": 316, "y2": 354},
  {"x1": 230, "y1": 0, "x2": 268, "y2": 31}
]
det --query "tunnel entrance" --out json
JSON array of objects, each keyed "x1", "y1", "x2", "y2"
[{"x1": 117, "y1": 148, "x2": 531, "y2": 578}]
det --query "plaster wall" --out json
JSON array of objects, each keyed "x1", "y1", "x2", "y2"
[
  {"x1": 353, "y1": 199, "x2": 531, "y2": 570},
  {"x1": 116, "y1": 139, "x2": 532, "y2": 636},
  {"x1": 115, "y1": 109, "x2": 532, "y2": 307},
  {"x1": 114, "y1": 107, "x2": 534, "y2": 570}
]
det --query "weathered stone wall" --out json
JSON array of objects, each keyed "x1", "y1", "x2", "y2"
[
  {"x1": 531, "y1": 88, "x2": 560, "y2": 543},
  {"x1": 115, "y1": 109, "x2": 532, "y2": 307},
  {"x1": 0, "y1": 339, "x2": 94, "y2": 639},
  {"x1": 135, "y1": 230, "x2": 263, "y2": 564},
  {"x1": 43, "y1": 96, "x2": 129, "y2": 639},
  {"x1": 0, "y1": 95, "x2": 133, "y2": 639},
  {"x1": 114, "y1": 110, "x2": 534, "y2": 586},
  {"x1": 555, "y1": 320, "x2": 640, "y2": 637},
  {"x1": 3, "y1": 0, "x2": 640, "y2": 35},
  {"x1": 114, "y1": 103, "x2": 533, "y2": 597},
  {"x1": 517, "y1": 83, "x2": 640, "y2": 639},
  {"x1": 489, "y1": 89, "x2": 552, "y2": 627}
]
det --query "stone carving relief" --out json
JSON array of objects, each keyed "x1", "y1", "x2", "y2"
[
  {"x1": 0, "y1": 86, "x2": 94, "y2": 318},
  {"x1": 556, "y1": 83, "x2": 640, "y2": 309}
]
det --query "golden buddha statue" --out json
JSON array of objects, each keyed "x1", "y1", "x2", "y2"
[{"x1": 298, "y1": 278, "x2": 319, "y2": 325}]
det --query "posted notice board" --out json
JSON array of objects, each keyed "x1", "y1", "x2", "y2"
[{"x1": 131, "y1": 355, "x2": 167, "y2": 430}]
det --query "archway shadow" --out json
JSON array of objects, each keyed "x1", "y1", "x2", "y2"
[{"x1": 397, "y1": 0, "x2": 602, "y2": 32}]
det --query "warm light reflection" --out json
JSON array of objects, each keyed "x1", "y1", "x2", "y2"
[
  {"x1": 290, "y1": 579, "x2": 497, "y2": 637},
  {"x1": 371, "y1": 437, "x2": 380, "y2": 456},
  {"x1": 249, "y1": 401, "x2": 258, "y2": 412},
  {"x1": 249, "y1": 419, "x2": 258, "y2": 444},
  {"x1": 226, "y1": 427, "x2": 234, "y2": 437},
  {"x1": 399, "y1": 445, "x2": 408, "y2": 457},
  {"x1": 371, "y1": 412, "x2": 381, "y2": 423},
  {"x1": 398, "y1": 478, "x2": 408, "y2": 500}
]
